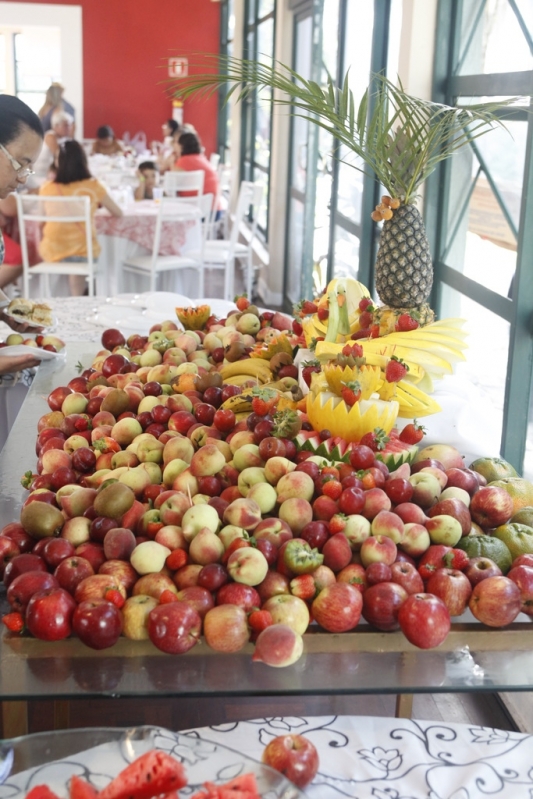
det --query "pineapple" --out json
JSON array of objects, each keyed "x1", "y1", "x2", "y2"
[{"x1": 375, "y1": 203, "x2": 432, "y2": 308}]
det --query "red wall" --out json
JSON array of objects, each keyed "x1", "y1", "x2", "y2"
[{"x1": 26, "y1": 0, "x2": 221, "y2": 156}]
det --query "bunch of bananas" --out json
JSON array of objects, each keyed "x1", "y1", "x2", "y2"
[{"x1": 219, "y1": 359, "x2": 273, "y2": 386}]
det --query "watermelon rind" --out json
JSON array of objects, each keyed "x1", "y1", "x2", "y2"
[{"x1": 294, "y1": 428, "x2": 418, "y2": 468}]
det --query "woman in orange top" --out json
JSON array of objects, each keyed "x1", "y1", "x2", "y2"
[
  {"x1": 172, "y1": 131, "x2": 220, "y2": 207},
  {"x1": 39, "y1": 140, "x2": 122, "y2": 294}
]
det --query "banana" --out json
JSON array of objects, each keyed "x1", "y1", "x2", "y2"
[
  {"x1": 223, "y1": 374, "x2": 264, "y2": 387},
  {"x1": 220, "y1": 359, "x2": 273, "y2": 382},
  {"x1": 220, "y1": 393, "x2": 254, "y2": 413}
]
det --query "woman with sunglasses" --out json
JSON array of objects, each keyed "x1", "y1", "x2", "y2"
[{"x1": 0, "y1": 94, "x2": 44, "y2": 376}]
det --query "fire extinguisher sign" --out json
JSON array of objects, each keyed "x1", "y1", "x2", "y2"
[{"x1": 168, "y1": 58, "x2": 188, "y2": 78}]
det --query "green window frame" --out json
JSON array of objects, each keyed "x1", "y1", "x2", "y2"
[{"x1": 426, "y1": 0, "x2": 533, "y2": 474}]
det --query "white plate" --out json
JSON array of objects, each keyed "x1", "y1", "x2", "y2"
[
  {"x1": 1, "y1": 309, "x2": 57, "y2": 333},
  {"x1": 0, "y1": 344, "x2": 64, "y2": 360},
  {"x1": 87, "y1": 307, "x2": 173, "y2": 337},
  {"x1": 0, "y1": 726, "x2": 305, "y2": 798}
]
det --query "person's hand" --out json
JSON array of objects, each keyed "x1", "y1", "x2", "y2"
[
  {"x1": 0, "y1": 310, "x2": 44, "y2": 334},
  {"x1": 0, "y1": 353, "x2": 40, "y2": 375}
]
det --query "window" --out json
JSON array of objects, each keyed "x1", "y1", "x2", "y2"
[
  {"x1": 0, "y1": 26, "x2": 61, "y2": 113},
  {"x1": 428, "y1": 0, "x2": 533, "y2": 475},
  {"x1": 241, "y1": 0, "x2": 276, "y2": 237}
]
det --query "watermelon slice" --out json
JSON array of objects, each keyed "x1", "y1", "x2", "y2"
[
  {"x1": 26, "y1": 788, "x2": 61, "y2": 799},
  {"x1": 98, "y1": 751, "x2": 187, "y2": 799},
  {"x1": 295, "y1": 427, "x2": 418, "y2": 469},
  {"x1": 70, "y1": 775, "x2": 98, "y2": 799}
]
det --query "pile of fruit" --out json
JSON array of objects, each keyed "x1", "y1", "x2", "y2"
[
  {"x1": 0, "y1": 332, "x2": 65, "y2": 353},
  {"x1": 2, "y1": 292, "x2": 533, "y2": 665}
]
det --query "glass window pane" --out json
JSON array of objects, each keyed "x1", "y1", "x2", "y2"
[
  {"x1": 322, "y1": 0, "x2": 339, "y2": 79},
  {"x1": 333, "y1": 225, "x2": 360, "y2": 281},
  {"x1": 258, "y1": 0, "x2": 274, "y2": 19},
  {"x1": 440, "y1": 283, "x2": 508, "y2": 456},
  {"x1": 257, "y1": 17, "x2": 274, "y2": 63},
  {"x1": 13, "y1": 28, "x2": 61, "y2": 112},
  {"x1": 457, "y1": 0, "x2": 533, "y2": 75},
  {"x1": 287, "y1": 197, "x2": 305, "y2": 304}
]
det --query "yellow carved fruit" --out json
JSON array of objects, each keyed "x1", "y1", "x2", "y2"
[
  {"x1": 307, "y1": 390, "x2": 399, "y2": 441},
  {"x1": 323, "y1": 363, "x2": 381, "y2": 400}
]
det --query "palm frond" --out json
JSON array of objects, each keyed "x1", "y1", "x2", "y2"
[{"x1": 167, "y1": 54, "x2": 522, "y2": 204}]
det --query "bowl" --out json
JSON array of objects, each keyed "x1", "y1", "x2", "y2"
[{"x1": 0, "y1": 725, "x2": 306, "y2": 798}]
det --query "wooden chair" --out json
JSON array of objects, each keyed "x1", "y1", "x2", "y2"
[
  {"x1": 16, "y1": 194, "x2": 96, "y2": 298},
  {"x1": 122, "y1": 193, "x2": 213, "y2": 295},
  {"x1": 162, "y1": 170, "x2": 205, "y2": 203}
]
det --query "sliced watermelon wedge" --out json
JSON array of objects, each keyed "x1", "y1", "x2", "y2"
[{"x1": 295, "y1": 427, "x2": 418, "y2": 469}]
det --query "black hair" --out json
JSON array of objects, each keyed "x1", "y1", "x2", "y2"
[
  {"x1": 55, "y1": 140, "x2": 92, "y2": 184},
  {"x1": 96, "y1": 125, "x2": 114, "y2": 139},
  {"x1": 138, "y1": 160, "x2": 157, "y2": 172},
  {"x1": 0, "y1": 94, "x2": 43, "y2": 145},
  {"x1": 167, "y1": 119, "x2": 179, "y2": 135},
  {"x1": 178, "y1": 131, "x2": 201, "y2": 156}
]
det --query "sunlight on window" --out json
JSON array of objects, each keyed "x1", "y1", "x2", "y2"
[
  {"x1": 13, "y1": 27, "x2": 61, "y2": 112},
  {"x1": 0, "y1": 34, "x2": 5, "y2": 92}
]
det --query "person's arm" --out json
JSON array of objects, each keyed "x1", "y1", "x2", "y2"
[
  {"x1": 100, "y1": 192, "x2": 123, "y2": 217},
  {"x1": 0, "y1": 310, "x2": 44, "y2": 334},
  {"x1": 0, "y1": 353, "x2": 40, "y2": 375},
  {"x1": 134, "y1": 170, "x2": 145, "y2": 201}
]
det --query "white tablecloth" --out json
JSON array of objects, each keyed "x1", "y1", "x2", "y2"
[{"x1": 187, "y1": 715, "x2": 533, "y2": 799}]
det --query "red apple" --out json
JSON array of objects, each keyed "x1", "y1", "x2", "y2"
[
  {"x1": 508, "y1": 564, "x2": 533, "y2": 616},
  {"x1": 426, "y1": 568, "x2": 472, "y2": 616},
  {"x1": 73, "y1": 599, "x2": 123, "y2": 650},
  {"x1": 469, "y1": 576, "x2": 521, "y2": 627},
  {"x1": 390, "y1": 561, "x2": 424, "y2": 595},
  {"x1": 26, "y1": 588, "x2": 77, "y2": 641},
  {"x1": 7, "y1": 571, "x2": 59, "y2": 613},
  {"x1": 148, "y1": 600, "x2": 202, "y2": 654},
  {"x1": 203, "y1": 604, "x2": 250, "y2": 653},
  {"x1": 398, "y1": 593, "x2": 451, "y2": 649},
  {"x1": 54, "y1": 557, "x2": 95, "y2": 594},
  {"x1": 427, "y1": 498, "x2": 471, "y2": 536},
  {"x1": 469, "y1": 487, "x2": 514, "y2": 529},
  {"x1": 252, "y1": 624, "x2": 304, "y2": 667},
  {"x1": 464, "y1": 557, "x2": 502, "y2": 586},
  {"x1": 311, "y1": 583, "x2": 362, "y2": 632},
  {"x1": 262, "y1": 734, "x2": 319, "y2": 789},
  {"x1": 362, "y1": 581, "x2": 408, "y2": 630}
]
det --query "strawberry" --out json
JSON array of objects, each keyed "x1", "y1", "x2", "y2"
[
  {"x1": 317, "y1": 307, "x2": 329, "y2": 321},
  {"x1": 251, "y1": 387, "x2": 278, "y2": 416},
  {"x1": 166, "y1": 548, "x2": 188, "y2": 570},
  {"x1": 159, "y1": 589, "x2": 179, "y2": 604},
  {"x1": 329, "y1": 513, "x2": 347, "y2": 534},
  {"x1": 359, "y1": 310, "x2": 374, "y2": 329},
  {"x1": 322, "y1": 479, "x2": 343, "y2": 500},
  {"x1": 248, "y1": 608, "x2": 273, "y2": 632},
  {"x1": 292, "y1": 318, "x2": 303, "y2": 336},
  {"x1": 104, "y1": 588, "x2": 125, "y2": 609},
  {"x1": 290, "y1": 573, "x2": 316, "y2": 600},
  {"x1": 342, "y1": 342, "x2": 364, "y2": 358},
  {"x1": 399, "y1": 419, "x2": 426, "y2": 444},
  {"x1": 2, "y1": 611, "x2": 24, "y2": 633},
  {"x1": 300, "y1": 300, "x2": 318, "y2": 315},
  {"x1": 370, "y1": 324, "x2": 380, "y2": 338},
  {"x1": 359, "y1": 428, "x2": 390, "y2": 452},
  {"x1": 444, "y1": 549, "x2": 470, "y2": 571},
  {"x1": 301, "y1": 359, "x2": 321, "y2": 387},
  {"x1": 359, "y1": 297, "x2": 374, "y2": 312},
  {"x1": 385, "y1": 355, "x2": 409, "y2": 383},
  {"x1": 351, "y1": 328, "x2": 371, "y2": 340},
  {"x1": 340, "y1": 380, "x2": 361, "y2": 407},
  {"x1": 396, "y1": 313, "x2": 419, "y2": 332},
  {"x1": 234, "y1": 294, "x2": 250, "y2": 311}
]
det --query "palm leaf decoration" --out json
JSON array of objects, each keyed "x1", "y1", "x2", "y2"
[{"x1": 168, "y1": 54, "x2": 517, "y2": 204}]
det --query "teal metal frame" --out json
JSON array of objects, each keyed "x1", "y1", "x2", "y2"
[{"x1": 428, "y1": 0, "x2": 533, "y2": 472}]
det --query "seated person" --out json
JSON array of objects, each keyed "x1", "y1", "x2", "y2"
[
  {"x1": 38, "y1": 83, "x2": 76, "y2": 135},
  {"x1": 158, "y1": 123, "x2": 197, "y2": 173},
  {"x1": 172, "y1": 131, "x2": 220, "y2": 209},
  {"x1": 152, "y1": 119, "x2": 179, "y2": 159},
  {"x1": 38, "y1": 140, "x2": 123, "y2": 295},
  {"x1": 134, "y1": 161, "x2": 158, "y2": 200},
  {"x1": 91, "y1": 125, "x2": 124, "y2": 156}
]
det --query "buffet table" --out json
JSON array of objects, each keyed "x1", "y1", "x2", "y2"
[{"x1": 1, "y1": 341, "x2": 533, "y2": 745}]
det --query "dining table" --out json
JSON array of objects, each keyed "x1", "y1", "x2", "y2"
[{"x1": 1, "y1": 296, "x2": 533, "y2": 799}]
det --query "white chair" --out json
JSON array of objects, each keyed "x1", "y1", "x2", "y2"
[
  {"x1": 162, "y1": 170, "x2": 205, "y2": 203},
  {"x1": 189, "y1": 181, "x2": 264, "y2": 300},
  {"x1": 16, "y1": 194, "x2": 96, "y2": 298},
  {"x1": 122, "y1": 193, "x2": 213, "y2": 294},
  {"x1": 209, "y1": 153, "x2": 221, "y2": 169}
]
